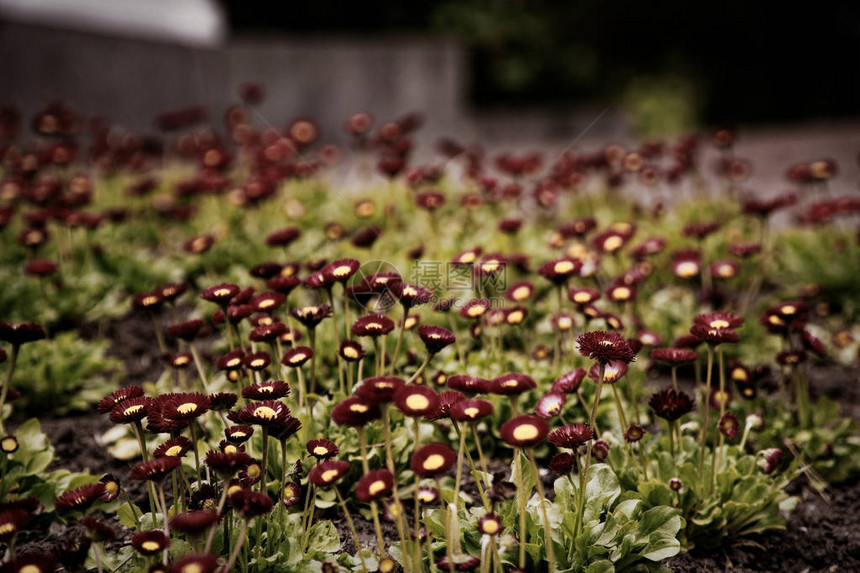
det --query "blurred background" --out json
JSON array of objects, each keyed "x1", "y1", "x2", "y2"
[{"x1": 1, "y1": 0, "x2": 860, "y2": 146}]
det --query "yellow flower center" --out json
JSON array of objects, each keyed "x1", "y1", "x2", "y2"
[
  {"x1": 573, "y1": 292, "x2": 591, "y2": 303},
  {"x1": 613, "y1": 287, "x2": 631, "y2": 300},
  {"x1": 709, "y1": 319, "x2": 730, "y2": 329},
  {"x1": 512, "y1": 424, "x2": 539, "y2": 442},
  {"x1": 603, "y1": 236, "x2": 623, "y2": 251},
  {"x1": 405, "y1": 394, "x2": 430, "y2": 411},
  {"x1": 165, "y1": 445, "x2": 184, "y2": 457},
  {"x1": 224, "y1": 445, "x2": 237, "y2": 454},
  {"x1": 258, "y1": 299, "x2": 274, "y2": 309},
  {"x1": 481, "y1": 261, "x2": 500, "y2": 273},
  {"x1": 343, "y1": 347, "x2": 359, "y2": 359},
  {"x1": 289, "y1": 353, "x2": 307, "y2": 364},
  {"x1": 676, "y1": 261, "x2": 698, "y2": 277},
  {"x1": 253, "y1": 406, "x2": 278, "y2": 420},
  {"x1": 142, "y1": 296, "x2": 159, "y2": 306},
  {"x1": 350, "y1": 403, "x2": 369, "y2": 413},
  {"x1": 141, "y1": 541, "x2": 161, "y2": 552},
  {"x1": 333, "y1": 265, "x2": 352, "y2": 277},
  {"x1": 418, "y1": 490, "x2": 435, "y2": 502},
  {"x1": 467, "y1": 306, "x2": 485, "y2": 317},
  {"x1": 553, "y1": 260, "x2": 574, "y2": 274},
  {"x1": 404, "y1": 317, "x2": 417, "y2": 329},
  {"x1": 214, "y1": 288, "x2": 231, "y2": 297},
  {"x1": 313, "y1": 446, "x2": 329, "y2": 456},
  {"x1": 507, "y1": 311, "x2": 524, "y2": 324},
  {"x1": 464, "y1": 407, "x2": 480, "y2": 418},
  {"x1": 558, "y1": 317, "x2": 572, "y2": 329},
  {"x1": 0, "y1": 523, "x2": 15, "y2": 535},
  {"x1": 321, "y1": 469, "x2": 340, "y2": 482},
  {"x1": 732, "y1": 368, "x2": 748, "y2": 381},
  {"x1": 482, "y1": 518, "x2": 500, "y2": 534},
  {"x1": 512, "y1": 286, "x2": 530, "y2": 300},
  {"x1": 247, "y1": 464, "x2": 261, "y2": 478},
  {"x1": 177, "y1": 403, "x2": 197, "y2": 415},
  {"x1": 459, "y1": 252, "x2": 477, "y2": 264},
  {"x1": 368, "y1": 480, "x2": 387, "y2": 496},
  {"x1": 182, "y1": 564, "x2": 203, "y2": 573},
  {"x1": 422, "y1": 454, "x2": 446, "y2": 471},
  {"x1": 123, "y1": 404, "x2": 144, "y2": 416},
  {"x1": 403, "y1": 286, "x2": 418, "y2": 297}
]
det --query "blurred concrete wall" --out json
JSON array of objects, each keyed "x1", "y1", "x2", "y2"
[{"x1": 0, "y1": 23, "x2": 466, "y2": 142}]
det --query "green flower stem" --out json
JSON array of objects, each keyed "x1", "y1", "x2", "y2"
[
  {"x1": 610, "y1": 384, "x2": 629, "y2": 437},
  {"x1": 423, "y1": 502, "x2": 438, "y2": 573},
  {"x1": 671, "y1": 366, "x2": 678, "y2": 391},
  {"x1": 552, "y1": 286, "x2": 563, "y2": 371},
  {"x1": 447, "y1": 314, "x2": 466, "y2": 368},
  {"x1": 342, "y1": 284, "x2": 352, "y2": 341},
  {"x1": 712, "y1": 346, "x2": 727, "y2": 491},
  {"x1": 526, "y1": 448, "x2": 556, "y2": 573},
  {"x1": 514, "y1": 450, "x2": 528, "y2": 569},
  {"x1": 296, "y1": 366, "x2": 308, "y2": 415},
  {"x1": 356, "y1": 427, "x2": 386, "y2": 557},
  {"x1": 406, "y1": 353, "x2": 433, "y2": 384},
  {"x1": 451, "y1": 421, "x2": 489, "y2": 509},
  {"x1": 390, "y1": 306, "x2": 408, "y2": 375},
  {"x1": 579, "y1": 361, "x2": 605, "y2": 538},
  {"x1": 435, "y1": 477, "x2": 455, "y2": 573},
  {"x1": 226, "y1": 519, "x2": 250, "y2": 572},
  {"x1": 157, "y1": 482, "x2": 170, "y2": 564},
  {"x1": 308, "y1": 329, "x2": 317, "y2": 396},
  {"x1": 667, "y1": 420, "x2": 675, "y2": 458},
  {"x1": 335, "y1": 485, "x2": 368, "y2": 572},
  {"x1": 204, "y1": 479, "x2": 230, "y2": 554},
  {"x1": 412, "y1": 418, "x2": 423, "y2": 573},
  {"x1": 300, "y1": 482, "x2": 317, "y2": 555},
  {"x1": 698, "y1": 345, "x2": 714, "y2": 492},
  {"x1": 381, "y1": 408, "x2": 410, "y2": 571},
  {"x1": 373, "y1": 338, "x2": 381, "y2": 377},
  {"x1": 189, "y1": 423, "x2": 202, "y2": 485},
  {"x1": 0, "y1": 344, "x2": 19, "y2": 434}
]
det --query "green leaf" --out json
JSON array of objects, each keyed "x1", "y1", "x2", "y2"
[{"x1": 307, "y1": 520, "x2": 341, "y2": 553}]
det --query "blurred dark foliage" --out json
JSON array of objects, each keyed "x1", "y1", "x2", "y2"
[{"x1": 222, "y1": 0, "x2": 860, "y2": 124}]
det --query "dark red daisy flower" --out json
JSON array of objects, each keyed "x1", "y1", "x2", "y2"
[
  {"x1": 269, "y1": 416, "x2": 302, "y2": 442},
  {"x1": 446, "y1": 375, "x2": 489, "y2": 395},
  {"x1": 98, "y1": 386, "x2": 145, "y2": 414},
  {"x1": 548, "y1": 423, "x2": 594, "y2": 448},
  {"x1": 0, "y1": 322, "x2": 46, "y2": 346},
  {"x1": 0, "y1": 509, "x2": 28, "y2": 541},
  {"x1": 130, "y1": 457, "x2": 181, "y2": 482},
  {"x1": 99, "y1": 474, "x2": 121, "y2": 502},
  {"x1": 266, "y1": 227, "x2": 302, "y2": 248},
  {"x1": 351, "y1": 314, "x2": 395, "y2": 337},
  {"x1": 576, "y1": 330, "x2": 637, "y2": 364},
  {"x1": 499, "y1": 415, "x2": 549, "y2": 448},
  {"x1": 718, "y1": 412, "x2": 740, "y2": 441},
  {"x1": 170, "y1": 510, "x2": 218, "y2": 537},
  {"x1": 338, "y1": 339, "x2": 366, "y2": 362},
  {"x1": 356, "y1": 376, "x2": 404, "y2": 404},
  {"x1": 538, "y1": 257, "x2": 582, "y2": 285},
  {"x1": 411, "y1": 443, "x2": 457, "y2": 477},
  {"x1": 217, "y1": 349, "x2": 245, "y2": 372},
  {"x1": 309, "y1": 460, "x2": 351, "y2": 487},
  {"x1": 569, "y1": 287, "x2": 601, "y2": 306},
  {"x1": 282, "y1": 345, "x2": 314, "y2": 368},
  {"x1": 230, "y1": 400, "x2": 290, "y2": 426},
  {"x1": 242, "y1": 380, "x2": 290, "y2": 401},
  {"x1": 322, "y1": 258, "x2": 360, "y2": 284},
  {"x1": 265, "y1": 275, "x2": 302, "y2": 296},
  {"x1": 651, "y1": 347, "x2": 698, "y2": 365},
  {"x1": 624, "y1": 423, "x2": 645, "y2": 443},
  {"x1": 208, "y1": 392, "x2": 238, "y2": 411},
  {"x1": 282, "y1": 481, "x2": 301, "y2": 507},
  {"x1": 551, "y1": 368, "x2": 586, "y2": 394},
  {"x1": 205, "y1": 451, "x2": 252, "y2": 479},
  {"x1": 449, "y1": 398, "x2": 494, "y2": 422},
  {"x1": 225, "y1": 425, "x2": 254, "y2": 444},
  {"x1": 436, "y1": 554, "x2": 481, "y2": 572},
  {"x1": 649, "y1": 388, "x2": 695, "y2": 421},
  {"x1": 307, "y1": 439, "x2": 339, "y2": 460},
  {"x1": 81, "y1": 516, "x2": 115, "y2": 542},
  {"x1": 490, "y1": 373, "x2": 537, "y2": 396},
  {"x1": 156, "y1": 392, "x2": 211, "y2": 421},
  {"x1": 535, "y1": 392, "x2": 566, "y2": 419},
  {"x1": 229, "y1": 488, "x2": 274, "y2": 519},
  {"x1": 674, "y1": 334, "x2": 704, "y2": 349},
  {"x1": 423, "y1": 390, "x2": 465, "y2": 421},
  {"x1": 416, "y1": 325, "x2": 456, "y2": 354},
  {"x1": 355, "y1": 469, "x2": 395, "y2": 503},
  {"x1": 108, "y1": 396, "x2": 151, "y2": 424},
  {"x1": 153, "y1": 436, "x2": 193, "y2": 459},
  {"x1": 331, "y1": 396, "x2": 381, "y2": 426},
  {"x1": 290, "y1": 305, "x2": 332, "y2": 329},
  {"x1": 506, "y1": 281, "x2": 535, "y2": 303},
  {"x1": 548, "y1": 452, "x2": 575, "y2": 474},
  {"x1": 166, "y1": 554, "x2": 219, "y2": 573},
  {"x1": 690, "y1": 323, "x2": 739, "y2": 345},
  {"x1": 55, "y1": 483, "x2": 106, "y2": 513},
  {"x1": 200, "y1": 283, "x2": 240, "y2": 307},
  {"x1": 393, "y1": 385, "x2": 440, "y2": 418},
  {"x1": 390, "y1": 282, "x2": 433, "y2": 308}
]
